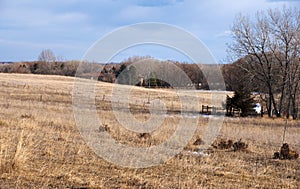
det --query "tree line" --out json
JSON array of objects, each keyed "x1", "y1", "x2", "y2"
[{"x1": 0, "y1": 56, "x2": 210, "y2": 89}]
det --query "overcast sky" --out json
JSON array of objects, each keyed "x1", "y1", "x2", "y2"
[{"x1": 0, "y1": 0, "x2": 299, "y2": 63}]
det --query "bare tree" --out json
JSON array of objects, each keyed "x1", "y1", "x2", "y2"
[
  {"x1": 228, "y1": 7, "x2": 300, "y2": 118},
  {"x1": 38, "y1": 49, "x2": 56, "y2": 63},
  {"x1": 268, "y1": 7, "x2": 300, "y2": 119}
]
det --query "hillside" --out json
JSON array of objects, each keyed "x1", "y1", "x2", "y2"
[
  {"x1": 0, "y1": 60, "x2": 224, "y2": 90},
  {"x1": 0, "y1": 73, "x2": 299, "y2": 188}
]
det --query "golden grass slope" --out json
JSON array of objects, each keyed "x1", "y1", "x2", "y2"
[{"x1": 0, "y1": 73, "x2": 299, "y2": 188}]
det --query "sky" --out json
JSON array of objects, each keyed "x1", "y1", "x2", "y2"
[{"x1": 0, "y1": 0, "x2": 299, "y2": 63}]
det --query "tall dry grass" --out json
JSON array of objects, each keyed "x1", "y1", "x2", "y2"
[{"x1": 0, "y1": 73, "x2": 299, "y2": 188}]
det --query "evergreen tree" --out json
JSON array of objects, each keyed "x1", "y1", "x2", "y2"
[
  {"x1": 226, "y1": 87, "x2": 256, "y2": 117},
  {"x1": 116, "y1": 64, "x2": 128, "y2": 84},
  {"x1": 225, "y1": 95, "x2": 234, "y2": 116},
  {"x1": 116, "y1": 64, "x2": 139, "y2": 85},
  {"x1": 127, "y1": 66, "x2": 138, "y2": 85},
  {"x1": 149, "y1": 72, "x2": 158, "y2": 87},
  {"x1": 232, "y1": 90, "x2": 256, "y2": 117}
]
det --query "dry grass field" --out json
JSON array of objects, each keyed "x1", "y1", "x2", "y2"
[{"x1": 0, "y1": 73, "x2": 299, "y2": 188}]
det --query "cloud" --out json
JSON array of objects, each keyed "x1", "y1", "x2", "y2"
[
  {"x1": 216, "y1": 30, "x2": 232, "y2": 38},
  {"x1": 110, "y1": 44, "x2": 192, "y2": 63},
  {"x1": 52, "y1": 12, "x2": 89, "y2": 25},
  {"x1": 117, "y1": 6, "x2": 160, "y2": 22},
  {"x1": 0, "y1": 0, "x2": 299, "y2": 62},
  {"x1": 136, "y1": 0, "x2": 183, "y2": 7}
]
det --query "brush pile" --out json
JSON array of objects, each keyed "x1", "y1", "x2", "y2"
[
  {"x1": 273, "y1": 143, "x2": 299, "y2": 160},
  {"x1": 212, "y1": 138, "x2": 248, "y2": 151},
  {"x1": 233, "y1": 139, "x2": 248, "y2": 152},
  {"x1": 212, "y1": 139, "x2": 233, "y2": 150}
]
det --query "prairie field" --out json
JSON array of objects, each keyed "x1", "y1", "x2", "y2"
[{"x1": 0, "y1": 73, "x2": 299, "y2": 188}]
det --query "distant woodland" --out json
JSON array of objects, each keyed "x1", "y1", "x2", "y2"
[{"x1": 0, "y1": 58, "x2": 213, "y2": 89}]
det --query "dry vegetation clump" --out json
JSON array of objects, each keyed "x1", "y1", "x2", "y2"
[
  {"x1": 233, "y1": 138, "x2": 248, "y2": 152},
  {"x1": 137, "y1": 132, "x2": 151, "y2": 140},
  {"x1": 274, "y1": 143, "x2": 299, "y2": 160},
  {"x1": 212, "y1": 138, "x2": 234, "y2": 150},
  {"x1": 193, "y1": 136, "x2": 203, "y2": 145},
  {"x1": 183, "y1": 136, "x2": 205, "y2": 152},
  {"x1": 211, "y1": 138, "x2": 248, "y2": 152},
  {"x1": 98, "y1": 123, "x2": 110, "y2": 132}
]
